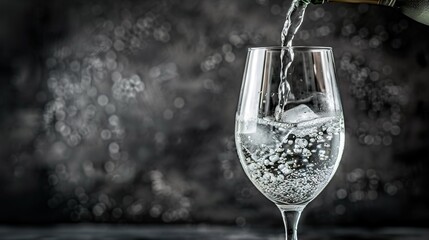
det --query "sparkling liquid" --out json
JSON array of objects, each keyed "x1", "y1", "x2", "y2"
[{"x1": 236, "y1": 114, "x2": 344, "y2": 204}]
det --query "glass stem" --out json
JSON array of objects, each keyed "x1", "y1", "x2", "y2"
[{"x1": 278, "y1": 205, "x2": 305, "y2": 240}]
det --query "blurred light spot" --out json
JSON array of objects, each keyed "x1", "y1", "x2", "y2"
[
  {"x1": 350, "y1": 190, "x2": 365, "y2": 202},
  {"x1": 109, "y1": 142, "x2": 120, "y2": 154},
  {"x1": 114, "y1": 40, "x2": 125, "y2": 51},
  {"x1": 173, "y1": 97, "x2": 185, "y2": 109},
  {"x1": 150, "y1": 204, "x2": 162, "y2": 217},
  {"x1": 109, "y1": 115, "x2": 119, "y2": 126},
  {"x1": 104, "y1": 161, "x2": 115, "y2": 172},
  {"x1": 97, "y1": 95, "x2": 109, "y2": 106},
  {"x1": 336, "y1": 188, "x2": 347, "y2": 199},
  {"x1": 114, "y1": 26, "x2": 125, "y2": 37},
  {"x1": 101, "y1": 129, "x2": 112, "y2": 140},
  {"x1": 225, "y1": 52, "x2": 235, "y2": 63},
  {"x1": 385, "y1": 183, "x2": 398, "y2": 195},
  {"x1": 130, "y1": 202, "x2": 144, "y2": 215},
  {"x1": 364, "y1": 135, "x2": 374, "y2": 145},
  {"x1": 92, "y1": 203, "x2": 105, "y2": 217},
  {"x1": 391, "y1": 125, "x2": 401, "y2": 135}
]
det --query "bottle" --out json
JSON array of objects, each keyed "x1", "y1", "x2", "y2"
[{"x1": 308, "y1": 0, "x2": 429, "y2": 26}]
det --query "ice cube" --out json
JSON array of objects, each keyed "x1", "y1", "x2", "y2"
[{"x1": 281, "y1": 104, "x2": 318, "y2": 123}]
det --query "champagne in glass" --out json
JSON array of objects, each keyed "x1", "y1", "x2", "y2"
[{"x1": 235, "y1": 47, "x2": 345, "y2": 240}]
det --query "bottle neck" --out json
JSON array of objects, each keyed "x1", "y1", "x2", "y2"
[{"x1": 314, "y1": 0, "x2": 396, "y2": 7}]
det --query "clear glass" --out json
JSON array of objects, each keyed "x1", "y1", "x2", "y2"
[{"x1": 235, "y1": 46, "x2": 345, "y2": 240}]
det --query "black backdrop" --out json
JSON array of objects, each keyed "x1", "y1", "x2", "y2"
[{"x1": 0, "y1": 0, "x2": 429, "y2": 227}]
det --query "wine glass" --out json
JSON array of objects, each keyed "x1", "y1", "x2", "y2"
[{"x1": 235, "y1": 46, "x2": 345, "y2": 240}]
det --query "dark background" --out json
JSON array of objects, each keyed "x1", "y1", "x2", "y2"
[{"x1": 0, "y1": 0, "x2": 428, "y2": 228}]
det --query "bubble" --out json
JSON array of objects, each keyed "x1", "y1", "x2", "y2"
[
  {"x1": 101, "y1": 129, "x2": 112, "y2": 140},
  {"x1": 92, "y1": 203, "x2": 105, "y2": 217},
  {"x1": 114, "y1": 40, "x2": 125, "y2": 51},
  {"x1": 109, "y1": 142, "x2": 120, "y2": 154},
  {"x1": 104, "y1": 161, "x2": 115, "y2": 172},
  {"x1": 173, "y1": 97, "x2": 185, "y2": 108},
  {"x1": 97, "y1": 95, "x2": 109, "y2": 106},
  {"x1": 106, "y1": 59, "x2": 117, "y2": 70},
  {"x1": 150, "y1": 205, "x2": 162, "y2": 217},
  {"x1": 385, "y1": 183, "x2": 398, "y2": 195},
  {"x1": 369, "y1": 37, "x2": 381, "y2": 48},
  {"x1": 364, "y1": 135, "x2": 374, "y2": 145},
  {"x1": 295, "y1": 138, "x2": 308, "y2": 148},
  {"x1": 224, "y1": 52, "x2": 235, "y2": 63},
  {"x1": 222, "y1": 44, "x2": 232, "y2": 53},
  {"x1": 109, "y1": 115, "x2": 119, "y2": 126},
  {"x1": 391, "y1": 125, "x2": 401, "y2": 135},
  {"x1": 112, "y1": 75, "x2": 144, "y2": 101},
  {"x1": 317, "y1": 26, "x2": 330, "y2": 37},
  {"x1": 350, "y1": 190, "x2": 365, "y2": 202},
  {"x1": 154, "y1": 29, "x2": 170, "y2": 42},
  {"x1": 114, "y1": 26, "x2": 126, "y2": 37},
  {"x1": 269, "y1": 155, "x2": 279, "y2": 162},
  {"x1": 336, "y1": 189, "x2": 347, "y2": 199}
]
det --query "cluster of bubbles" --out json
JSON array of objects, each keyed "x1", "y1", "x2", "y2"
[
  {"x1": 40, "y1": 1, "x2": 194, "y2": 223},
  {"x1": 238, "y1": 115, "x2": 344, "y2": 204},
  {"x1": 335, "y1": 5, "x2": 409, "y2": 146},
  {"x1": 333, "y1": 168, "x2": 404, "y2": 216},
  {"x1": 93, "y1": 7, "x2": 173, "y2": 54},
  {"x1": 39, "y1": 0, "x2": 279, "y2": 224},
  {"x1": 338, "y1": 52, "x2": 407, "y2": 146}
]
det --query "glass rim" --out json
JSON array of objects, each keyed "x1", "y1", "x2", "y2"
[{"x1": 248, "y1": 46, "x2": 332, "y2": 52}]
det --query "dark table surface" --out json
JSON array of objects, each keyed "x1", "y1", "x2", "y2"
[{"x1": 0, "y1": 225, "x2": 428, "y2": 240}]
